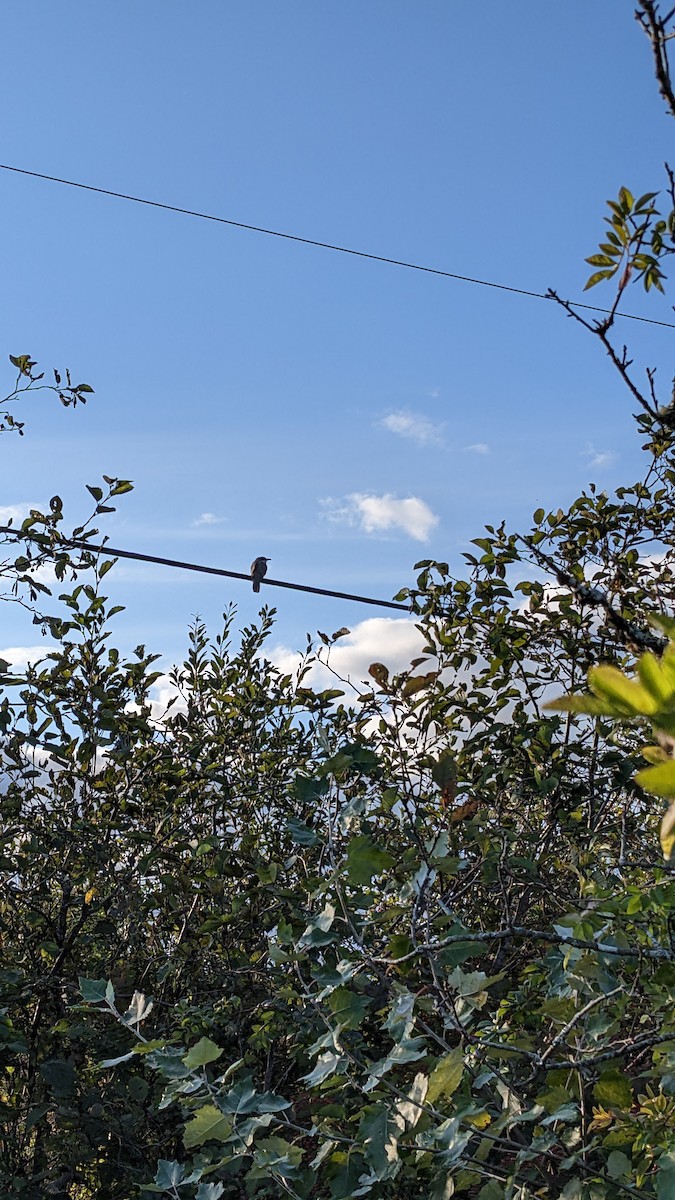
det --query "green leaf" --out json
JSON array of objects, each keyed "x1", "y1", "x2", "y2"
[
  {"x1": 589, "y1": 665, "x2": 659, "y2": 714},
  {"x1": 477, "y1": 1184, "x2": 505, "y2": 1200},
  {"x1": 559, "y1": 1180, "x2": 583, "y2": 1200},
  {"x1": 183, "y1": 1037, "x2": 223, "y2": 1070},
  {"x1": 247, "y1": 1136, "x2": 304, "y2": 1180},
  {"x1": 327, "y1": 1152, "x2": 368, "y2": 1199},
  {"x1": 584, "y1": 268, "x2": 615, "y2": 290},
  {"x1": 122, "y1": 991, "x2": 153, "y2": 1026},
  {"x1": 346, "y1": 835, "x2": 395, "y2": 885},
  {"x1": 285, "y1": 816, "x2": 320, "y2": 846},
  {"x1": 183, "y1": 1103, "x2": 232, "y2": 1148},
  {"x1": 545, "y1": 693, "x2": 607, "y2": 715},
  {"x1": 537, "y1": 1084, "x2": 572, "y2": 1114},
  {"x1": 657, "y1": 1149, "x2": 675, "y2": 1200},
  {"x1": 218, "y1": 1078, "x2": 259, "y2": 1115},
  {"x1": 427, "y1": 1048, "x2": 465, "y2": 1104},
  {"x1": 635, "y1": 761, "x2": 675, "y2": 798},
  {"x1": 366, "y1": 1036, "x2": 427, "y2": 1088},
  {"x1": 593, "y1": 1068, "x2": 633, "y2": 1111},
  {"x1": 301, "y1": 1051, "x2": 348, "y2": 1086},
  {"x1": 25, "y1": 1104, "x2": 50, "y2": 1132},
  {"x1": 100, "y1": 1051, "x2": 137, "y2": 1068},
  {"x1": 606, "y1": 1150, "x2": 631, "y2": 1181},
  {"x1": 396, "y1": 1071, "x2": 429, "y2": 1129},
  {"x1": 328, "y1": 986, "x2": 371, "y2": 1030},
  {"x1": 359, "y1": 1104, "x2": 400, "y2": 1180},
  {"x1": 254, "y1": 1091, "x2": 291, "y2": 1113},
  {"x1": 38, "y1": 1059, "x2": 75, "y2": 1097},
  {"x1": 298, "y1": 902, "x2": 336, "y2": 947},
  {"x1": 310, "y1": 1138, "x2": 337, "y2": 1169},
  {"x1": 154, "y1": 1161, "x2": 184, "y2": 1189},
  {"x1": 293, "y1": 775, "x2": 329, "y2": 802},
  {"x1": 637, "y1": 652, "x2": 675, "y2": 705},
  {"x1": 79, "y1": 977, "x2": 112, "y2": 1004},
  {"x1": 431, "y1": 750, "x2": 456, "y2": 793},
  {"x1": 196, "y1": 1185, "x2": 225, "y2": 1200}
]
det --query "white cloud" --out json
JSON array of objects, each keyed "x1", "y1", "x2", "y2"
[
  {"x1": 464, "y1": 443, "x2": 489, "y2": 455},
  {"x1": 583, "y1": 444, "x2": 616, "y2": 469},
  {"x1": 321, "y1": 493, "x2": 439, "y2": 542},
  {"x1": 379, "y1": 410, "x2": 444, "y2": 446},
  {"x1": 270, "y1": 617, "x2": 425, "y2": 691},
  {"x1": 192, "y1": 512, "x2": 226, "y2": 527},
  {"x1": 0, "y1": 503, "x2": 41, "y2": 524},
  {"x1": 0, "y1": 644, "x2": 54, "y2": 668}
]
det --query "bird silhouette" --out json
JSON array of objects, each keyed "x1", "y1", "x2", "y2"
[{"x1": 250, "y1": 556, "x2": 270, "y2": 593}]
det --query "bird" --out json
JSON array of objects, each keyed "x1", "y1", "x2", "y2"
[{"x1": 250, "y1": 556, "x2": 270, "y2": 593}]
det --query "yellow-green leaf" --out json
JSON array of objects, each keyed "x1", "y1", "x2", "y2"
[
  {"x1": 183, "y1": 1103, "x2": 232, "y2": 1148},
  {"x1": 661, "y1": 801, "x2": 675, "y2": 861},
  {"x1": 642, "y1": 745, "x2": 669, "y2": 764},
  {"x1": 589, "y1": 665, "x2": 659, "y2": 715},
  {"x1": 635, "y1": 760, "x2": 675, "y2": 798},
  {"x1": 427, "y1": 1047, "x2": 464, "y2": 1104},
  {"x1": 637, "y1": 653, "x2": 675, "y2": 705},
  {"x1": 545, "y1": 694, "x2": 608, "y2": 715},
  {"x1": 182, "y1": 1037, "x2": 223, "y2": 1070}
]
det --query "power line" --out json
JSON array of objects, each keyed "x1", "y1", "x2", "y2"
[
  {"x1": 2, "y1": 162, "x2": 673, "y2": 330},
  {"x1": 0, "y1": 526, "x2": 412, "y2": 613}
]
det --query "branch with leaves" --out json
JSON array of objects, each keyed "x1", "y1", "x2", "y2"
[{"x1": 1, "y1": 352, "x2": 93, "y2": 436}]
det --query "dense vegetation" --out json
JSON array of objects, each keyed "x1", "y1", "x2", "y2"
[{"x1": 3, "y1": 5, "x2": 675, "y2": 1198}]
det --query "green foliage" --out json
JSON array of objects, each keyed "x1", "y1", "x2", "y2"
[
  {"x1": 584, "y1": 186, "x2": 670, "y2": 294},
  {"x1": 549, "y1": 635, "x2": 675, "y2": 858},
  {"x1": 1, "y1": 352, "x2": 94, "y2": 436},
  {"x1": 5, "y1": 431, "x2": 675, "y2": 1196}
]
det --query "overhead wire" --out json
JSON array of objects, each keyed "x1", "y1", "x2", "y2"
[
  {"x1": 1, "y1": 162, "x2": 674, "y2": 329},
  {"x1": 0, "y1": 526, "x2": 412, "y2": 613}
]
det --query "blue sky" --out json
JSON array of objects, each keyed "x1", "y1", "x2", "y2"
[{"x1": 2, "y1": 2, "x2": 672, "y2": 679}]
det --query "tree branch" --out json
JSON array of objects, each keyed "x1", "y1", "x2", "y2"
[{"x1": 636, "y1": 1, "x2": 675, "y2": 117}]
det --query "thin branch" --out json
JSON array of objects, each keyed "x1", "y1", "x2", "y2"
[
  {"x1": 548, "y1": 290, "x2": 658, "y2": 416},
  {"x1": 373, "y1": 923, "x2": 671, "y2": 965},
  {"x1": 636, "y1": 1, "x2": 675, "y2": 117},
  {"x1": 538, "y1": 986, "x2": 623, "y2": 1068}
]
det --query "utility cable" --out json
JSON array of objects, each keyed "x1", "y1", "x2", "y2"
[
  {"x1": 1, "y1": 162, "x2": 673, "y2": 330},
  {"x1": 0, "y1": 526, "x2": 412, "y2": 613}
]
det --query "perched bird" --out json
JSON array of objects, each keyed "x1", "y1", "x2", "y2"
[{"x1": 250, "y1": 556, "x2": 270, "y2": 593}]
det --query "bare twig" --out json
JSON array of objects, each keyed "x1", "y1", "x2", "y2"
[{"x1": 636, "y1": 1, "x2": 675, "y2": 116}]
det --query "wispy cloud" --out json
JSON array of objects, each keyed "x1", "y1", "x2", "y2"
[
  {"x1": 321, "y1": 492, "x2": 439, "y2": 542},
  {"x1": 464, "y1": 443, "x2": 489, "y2": 455},
  {"x1": 0, "y1": 502, "x2": 41, "y2": 524},
  {"x1": 583, "y1": 444, "x2": 616, "y2": 469},
  {"x1": 379, "y1": 410, "x2": 444, "y2": 446},
  {"x1": 192, "y1": 512, "x2": 226, "y2": 527}
]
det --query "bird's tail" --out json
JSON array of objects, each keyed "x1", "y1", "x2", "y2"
[{"x1": 253, "y1": 581, "x2": 260, "y2": 593}]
